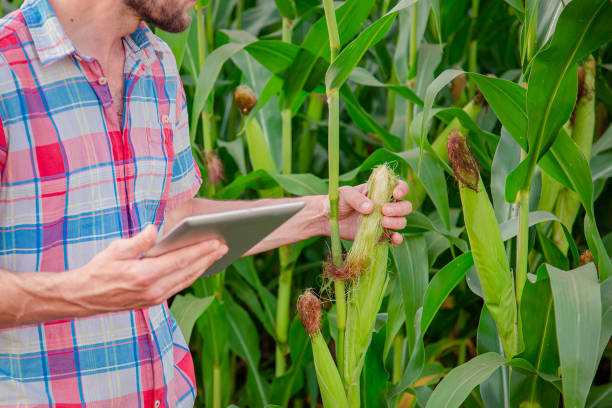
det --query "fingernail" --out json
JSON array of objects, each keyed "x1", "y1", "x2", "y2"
[
  {"x1": 219, "y1": 245, "x2": 228, "y2": 255},
  {"x1": 211, "y1": 241, "x2": 220, "y2": 250},
  {"x1": 361, "y1": 202, "x2": 372, "y2": 212}
]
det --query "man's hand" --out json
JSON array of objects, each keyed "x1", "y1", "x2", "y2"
[
  {"x1": 69, "y1": 225, "x2": 228, "y2": 312},
  {"x1": 336, "y1": 180, "x2": 412, "y2": 245}
]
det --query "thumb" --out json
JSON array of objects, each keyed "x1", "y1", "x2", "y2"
[
  {"x1": 340, "y1": 185, "x2": 373, "y2": 214},
  {"x1": 113, "y1": 225, "x2": 158, "y2": 259}
]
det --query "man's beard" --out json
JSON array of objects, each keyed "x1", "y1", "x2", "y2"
[{"x1": 123, "y1": 0, "x2": 192, "y2": 33}]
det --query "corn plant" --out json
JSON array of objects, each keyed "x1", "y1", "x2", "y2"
[{"x1": 15, "y1": 0, "x2": 607, "y2": 405}]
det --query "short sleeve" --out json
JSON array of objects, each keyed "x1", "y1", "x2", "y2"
[{"x1": 165, "y1": 78, "x2": 202, "y2": 211}]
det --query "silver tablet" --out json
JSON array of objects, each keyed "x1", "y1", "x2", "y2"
[{"x1": 146, "y1": 201, "x2": 306, "y2": 277}]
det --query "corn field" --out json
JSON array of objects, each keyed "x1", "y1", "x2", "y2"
[{"x1": 4, "y1": 0, "x2": 612, "y2": 406}]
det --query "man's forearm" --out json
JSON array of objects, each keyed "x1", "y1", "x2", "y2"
[
  {"x1": 188, "y1": 195, "x2": 329, "y2": 255},
  {"x1": 0, "y1": 268, "x2": 90, "y2": 329}
]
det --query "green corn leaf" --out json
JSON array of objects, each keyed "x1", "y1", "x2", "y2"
[
  {"x1": 273, "y1": 0, "x2": 297, "y2": 20},
  {"x1": 392, "y1": 236, "x2": 428, "y2": 353},
  {"x1": 216, "y1": 169, "x2": 328, "y2": 198},
  {"x1": 545, "y1": 264, "x2": 601, "y2": 408},
  {"x1": 491, "y1": 128, "x2": 521, "y2": 224},
  {"x1": 270, "y1": 317, "x2": 312, "y2": 405},
  {"x1": 470, "y1": 74, "x2": 527, "y2": 148},
  {"x1": 420, "y1": 252, "x2": 474, "y2": 335},
  {"x1": 348, "y1": 67, "x2": 423, "y2": 106},
  {"x1": 427, "y1": 0, "x2": 441, "y2": 43},
  {"x1": 225, "y1": 293, "x2": 269, "y2": 407},
  {"x1": 337, "y1": 148, "x2": 450, "y2": 230},
  {"x1": 383, "y1": 277, "x2": 405, "y2": 359},
  {"x1": 416, "y1": 69, "x2": 463, "y2": 173},
  {"x1": 325, "y1": 0, "x2": 417, "y2": 91},
  {"x1": 282, "y1": 0, "x2": 377, "y2": 108},
  {"x1": 425, "y1": 353, "x2": 507, "y2": 408},
  {"x1": 155, "y1": 28, "x2": 190, "y2": 69},
  {"x1": 361, "y1": 328, "x2": 389, "y2": 408},
  {"x1": 587, "y1": 383, "x2": 612, "y2": 408},
  {"x1": 477, "y1": 306, "x2": 510, "y2": 408},
  {"x1": 599, "y1": 278, "x2": 612, "y2": 364},
  {"x1": 511, "y1": 273, "x2": 561, "y2": 407},
  {"x1": 341, "y1": 85, "x2": 403, "y2": 151},
  {"x1": 400, "y1": 211, "x2": 467, "y2": 253},
  {"x1": 190, "y1": 38, "x2": 299, "y2": 140},
  {"x1": 169, "y1": 294, "x2": 214, "y2": 344},
  {"x1": 507, "y1": 0, "x2": 612, "y2": 200}
]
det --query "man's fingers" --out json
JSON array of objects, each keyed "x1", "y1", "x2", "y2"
[
  {"x1": 340, "y1": 185, "x2": 373, "y2": 214},
  {"x1": 114, "y1": 225, "x2": 158, "y2": 259},
  {"x1": 382, "y1": 216, "x2": 407, "y2": 230},
  {"x1": 150, "y1": 245, "x2": 229, "y2": 304},
  {"x1": 382, "y1": 201, "x2": 412, "y2": 217},
  {"x1": 391, "y1": 232, "x2": 403, "y2": 245},
  {"x1": 355, "y1": 183, "x2": 368, "y2": 195},
  {"x1": 393, "y1": 180, "x2": 410, "y2": 200},
  {"x1": 142, "y1": 239, "x2": 223, "y2": 275}
]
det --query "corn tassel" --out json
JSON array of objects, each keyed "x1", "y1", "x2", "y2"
[
  {"x1": 298, "y1": 292, "x2": 349, "y2": 408},
  {"x1": 448, "y1": 131, "x2": 520, "y2": 358}
]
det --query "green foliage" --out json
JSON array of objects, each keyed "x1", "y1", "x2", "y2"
[{"x1": 147, "y1": 0, "x2": 612, "y2": 405}]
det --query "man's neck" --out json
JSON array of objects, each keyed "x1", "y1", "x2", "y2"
[{"x1": 48, "y1": 0, "x2": 141, "y2": 67}]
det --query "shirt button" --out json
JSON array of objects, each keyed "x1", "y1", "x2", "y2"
[
  {"x1": 162, "y1": 115, "x2": 171, "y2": 125},
  {"x1": 97, "y1": 77, "x2": 108, "y2": 86},
  {"x1": 154, "y1": 401, "x2": 160, "y2": 408}
]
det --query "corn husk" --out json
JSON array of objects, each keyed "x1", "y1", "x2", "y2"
[
  {"x1": 343, "y1": 165, "x2": 397, "y2": 406},
  {"x1": 298, "y1": 292, "x2": 348, "y2": 408},
  {"x1": 448, "y1": 131, "x2": 520, "y2": 358}
]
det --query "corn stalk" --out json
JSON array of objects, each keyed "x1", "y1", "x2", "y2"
[
  {"x1": 276, "y1": 14, "x2": 296, "y2": 377},
  {"x1": 321, "y1": 0, "x2": 346, "y2": 375}
]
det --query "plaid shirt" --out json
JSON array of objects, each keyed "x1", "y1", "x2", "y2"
[{"x1": 0, "y1": 0, "x2": 202, "y2": 406}]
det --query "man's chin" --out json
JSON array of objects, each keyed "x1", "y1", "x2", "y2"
[{"x1": 150, "y1": 14, "x2": 192, "y2": 33}]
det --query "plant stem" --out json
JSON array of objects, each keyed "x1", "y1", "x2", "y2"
[
  {"x1": 467, "y1": 0, "x2": 479, "y2": 98},
  {"x1": 322, "y1": 0, "x2": 346, "y2": 380},
  {"x1": 298, "y1": 94, "x2": 325, "y2": 173},
  {"x1": 213, "y1": 365, "x2": 222, "y2": 408},
  {"x1": 392, "y1": 334, "x2": 404, "y2": 384},
  {"x1": 516, "y1": 168, "x2": 530, "y2": 304},
  {"x1": 235, "y1": 0, "x2": 243, "y2": 29},
  {"x1": 276, "y1": 17, "x2": 295, "y2": 377},
  {"x1": 196, "y1": 4, "x2": 216, "y2": 197}
]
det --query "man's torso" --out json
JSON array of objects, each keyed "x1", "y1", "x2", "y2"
[{"x1": 0, "y1": 0, "x2": 201, "y2": 406}]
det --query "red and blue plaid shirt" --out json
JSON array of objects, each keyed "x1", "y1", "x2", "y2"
[{"x1": 0, "y1": 0, "x2": 202, "y2": 406}]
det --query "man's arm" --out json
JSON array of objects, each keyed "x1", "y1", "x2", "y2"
[
  {"x1": 164, "y1": 179, "x2": 412, "y2": 257},
  {"x1": 0, "y1": 226, "x2": 228, "y2": 329},
  {"x1": 163, "y1": 195, "x2": 328, "y2": 256}
]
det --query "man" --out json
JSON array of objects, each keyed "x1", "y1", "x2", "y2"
[{"x1": 0, "y1": 0, "x2": 412, "y2": 406}]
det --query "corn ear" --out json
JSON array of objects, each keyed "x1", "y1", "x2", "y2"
[
  {"x1": 297, "y1": 292, "x2": 348, "y2": 408},
  {"x1": 343, "y1": 165, "x2": 397, "y2": 406},
  {"x1": 344, "y1": 164, "x2": 398, "y2": 278},
  {"x1": 552, "y1": 55, "x2": 596, "y2": 253},
  {"x1": 448, "y1": 131, "x2": 520, "y2": 358}
]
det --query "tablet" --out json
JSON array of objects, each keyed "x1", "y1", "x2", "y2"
[{"x1": 145, "y1": 201, "x2": 306, "y2": 277}]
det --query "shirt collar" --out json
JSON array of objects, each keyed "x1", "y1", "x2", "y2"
[
  {"x1": 21, "y1": 0, "x2": 76, "y2": 67},
  {"x1": 21, "y1": 0, "x2": 155, "y2": 67}
]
